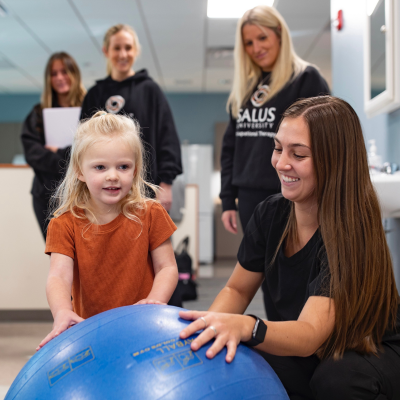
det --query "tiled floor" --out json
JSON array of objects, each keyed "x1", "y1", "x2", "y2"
[
  {"x1": 0, "y1": 259, "x2": 266, "y2": 398},
  {"x1": 0, "y1": 323, "x2": 52, "y2": 395}
]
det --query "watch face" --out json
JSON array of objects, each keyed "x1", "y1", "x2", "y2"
[
  {"x1": 243, "y1": 315, "x2": 267, "y2": 347},
  {"x1": 253, "y1": 319, "x2": 260, "y2": 337}
]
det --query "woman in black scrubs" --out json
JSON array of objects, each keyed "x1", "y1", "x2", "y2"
[
  {"x1": 21, "y1": 52, "x2": 86, "y2": 239},
  {"x1": 80, "y1": 24, "x2": 182, "y2": 210},
  {"x1": 181, "y1": 96, "x2": 400, "y2": 400}
]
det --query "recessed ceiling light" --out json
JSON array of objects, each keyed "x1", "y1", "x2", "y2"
[
  {"x1": 367, "y1": 0, "x2": 382, "y2": 16},
  {"x1": 207, "y1": 0, "x2": 274, "y2": 19}
]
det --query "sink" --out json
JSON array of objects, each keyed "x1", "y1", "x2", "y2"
[{"x1": 371, "y1": 173, "x2": 400, "y2": 218}]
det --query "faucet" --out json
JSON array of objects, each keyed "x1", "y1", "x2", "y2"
[{"x1": 381, "y1": 162, "x2": 398, "y2": 174}]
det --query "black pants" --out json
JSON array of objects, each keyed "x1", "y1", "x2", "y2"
[
  {"x1": 237, "y1": 187, "x2": 280, "y2": 315},
  {"x1": 32, "y1": 196, "x2": 50, "y2": 241},
  {"x1": 258, "y1": 342, "x2": 400, "y2": 400}
]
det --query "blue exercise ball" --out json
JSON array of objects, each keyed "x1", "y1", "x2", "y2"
[{"x1": 6, "y1": 305, "x2": 289, "y2": 400}]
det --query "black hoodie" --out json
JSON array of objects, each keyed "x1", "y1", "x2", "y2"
[
  {"x1": 80, "y1": 69, "x2": 182, "y2": 185},
  {"x1": 220, "y1": 66, "x2": 330, "y2": 211}
]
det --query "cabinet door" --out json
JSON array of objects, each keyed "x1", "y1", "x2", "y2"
[{"x1": 364, "y1": 0, "x2": 400, "y2": 117}]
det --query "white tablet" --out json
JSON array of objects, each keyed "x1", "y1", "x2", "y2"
[{"x1": 43, "y1": 107, "x2": 81, "y2": 148}]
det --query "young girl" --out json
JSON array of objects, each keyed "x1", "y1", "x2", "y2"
[{"x1": 38, "y1": 111, "x2": 178, "y2": 350}]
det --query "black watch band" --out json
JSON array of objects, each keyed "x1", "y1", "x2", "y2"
[{"x1": 242, "y1": 314, "x2": 267, "y2": 347}]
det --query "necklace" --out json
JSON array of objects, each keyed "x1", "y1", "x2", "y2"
[{"x1": 250, "y1": 75, "x2": 271, "y2": 108}]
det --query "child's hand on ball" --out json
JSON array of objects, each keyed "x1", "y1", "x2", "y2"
[
  {"x1": 36, "y1": 309, "x2": 84, "y2": 351},
  {"x1": 134, "y1": 299, "x2": 166, "y2": 305}
]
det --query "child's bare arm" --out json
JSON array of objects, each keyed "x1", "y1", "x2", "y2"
[
  {"x1": 136, "y1": 239, "x2": 178, "y2": 305},
  {"x1": 37, "y1": 253, "x2": 84, "y2": 350}
]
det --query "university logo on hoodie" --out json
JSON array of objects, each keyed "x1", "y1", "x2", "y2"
[
  {"x1": 235, "y1": 84, "x2": 276, "y2": 138},
  {"x1": 105, "y1": 95, "x2": 125, "y2": 114}
]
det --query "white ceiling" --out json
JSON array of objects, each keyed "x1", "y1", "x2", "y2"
[{"x1": 0, "y1": 0, "x2": 331, "y2": 94}]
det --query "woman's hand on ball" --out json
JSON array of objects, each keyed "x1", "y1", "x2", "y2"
[
  {"x1": 36, "y1": 309, "x2": 84, "y2": 351},
  {"x1": 179, "y1": 310, "x2": 252, "y2": 363}
]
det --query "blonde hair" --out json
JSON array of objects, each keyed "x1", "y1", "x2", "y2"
[
  {"x1": 103, "y1": 24, "x2": 141, "y2": 76},
  {"x1": 227, "y1": 5, "x2": 309, "y2": 118},
  {"x1": 41, "y1": 52, "x2": 86, "y2": 109},
  {"x1": 50, "y1": 112, "x2": 157, "y2": 226}
]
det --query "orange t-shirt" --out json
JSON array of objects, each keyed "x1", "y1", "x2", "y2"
[{"x1": 45, "y1": 201, "x2": 176, "y2": 319}]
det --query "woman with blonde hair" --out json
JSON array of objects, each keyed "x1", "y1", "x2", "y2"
[
  {"x1": 182, "y1": 96, "x2": 400, "y2": 399},
  {"x1": 21, "y1": 52, "x2": 86, "y2": 239},
  {"x1": 80, "y1": 24, "x2": 182, "y2": 210},
  {"x1": 220, "y1": 5, "x2": 329, "y2": 313}
]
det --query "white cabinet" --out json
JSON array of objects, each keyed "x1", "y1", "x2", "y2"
[
  {"x1": 364, "y1": 0, "x2": 400, "y2": 117},
  {"x1": 0, "y1": 167, "x2": 50, "y2": 310},
  {"x1": 199, "y1": 214, "x2": 213, "y2": 264},
  {"x1": 181, "y1": 145, "x2": 214, "y2": 263}
]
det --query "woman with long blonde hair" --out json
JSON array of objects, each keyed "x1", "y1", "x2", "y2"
[
  {"x1": 37, "y1": 111, "x2": 178, "y2": 350},
  {"x1": 21, "y1": 52, "x2": 86, "y2": 239},
  {"x1": 182, "y1": 96, "x2": 400, "y2": 399},
  {"x1": 220, "y1": 5, "x2": 329, "y2": 314},
  {"x1": 80, "y1": 24, "x2": 182, "y2": 211}
]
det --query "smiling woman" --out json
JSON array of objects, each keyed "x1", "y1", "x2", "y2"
[
  {"x1": 272, "y1": 117, "x2": 316, "y2": 207},
  {"x1": 219, "y1": 5, "x2": 330, "y2": 315},
  {"x1": 80, "y1": 24, "x2": 182, "y2": 212},
  {"x1": 181, "y1": 96, "x2": 400, "y2": 400},
  {"x1": 20, "y1": 52, "x2": 86, "y2": 240},
  {"x1": 103, "y1": 25, "x2": 141, "y2": 82},
  {"x1": 242, "y1": 24, "x2": 281, "y2": 73}
]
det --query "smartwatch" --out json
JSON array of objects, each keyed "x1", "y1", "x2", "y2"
[{"x1": 242, "y1": 314, "x2": 267, "y2": 347}]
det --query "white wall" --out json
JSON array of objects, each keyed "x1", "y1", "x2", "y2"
[
  {"x1": 331, "y1": 0, "x2": 400, "y2": 291},
  {"x1": 0, "y1": 167, "x2": 50, "y2": 310},
  {"x1": 331, "y1": 0, "x2": 389, "y2": 161}
]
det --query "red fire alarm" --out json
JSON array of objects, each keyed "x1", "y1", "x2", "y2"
[{"x1": 334, "y1": 9, "x2": 343, "y2": 31}]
